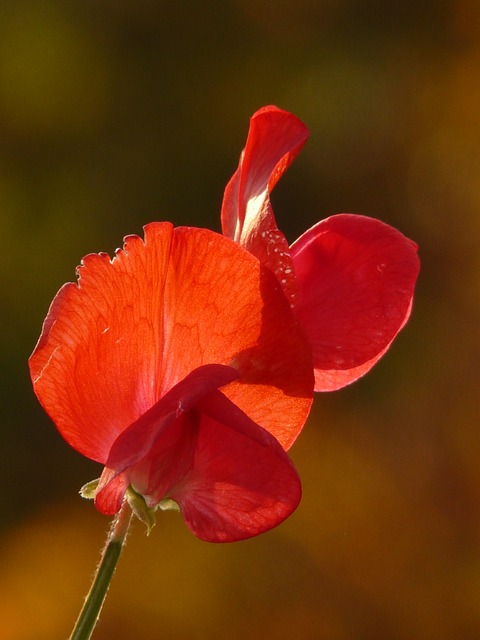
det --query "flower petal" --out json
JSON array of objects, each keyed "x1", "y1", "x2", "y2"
[
  {"x1": 96, "y1": 410, "x2": 199, "y2": 516},
  {"x1": 29, "y1": 222, "x2": 313, "y2": 462},
  {"x1": 221, "y1": 105, "x2": 309, "y2": 303},
  {"x1": 95, "y1": 470, "x2": 129, "y2": 515},
  {"x1": 29, "y1": 223, "x2": 175, "y2": 463},
  {"x1": 94, "y1": 364, "x2": 238, "y2": 512},
  {"x1": 105, "y1": 364, "x2": 238, "y2": 473},
  {"x1": 170, "y1": 391, "x2": 302, "y2": 542},
  {"x1": 290, "y1": 214, "x2": 420, "y2": 391}
]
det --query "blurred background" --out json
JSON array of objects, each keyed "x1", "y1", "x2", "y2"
[{"x1": 1, "y1": 0, "x2": 479, "y2": 638}]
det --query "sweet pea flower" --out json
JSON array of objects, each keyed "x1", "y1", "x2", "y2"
[
  {"x1": 29, "y1": 223, "x2": 314, "y2": 543},
  {"x1": 29, "y1": 107, "x2": 419, "y2": 546},
  {"x1": 221, "y1": 105, "x2": 420, "y2": 391}
]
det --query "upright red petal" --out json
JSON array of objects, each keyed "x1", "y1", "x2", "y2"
[
  {"x1": 29, "y1": 223, "x2": 313, "y2": 464},
  {"x1": 29, "y1": 225, "x2": 173, "y2": 463},
  {"x1": 221, "y1": 105, "x2": 309, "y2": 303},
  {"x1": 290, "y1": 214, "x2": 420, "y2": 391},
  {"x1": 169, "y1": 391, "x2": 302, "y2": 542}
]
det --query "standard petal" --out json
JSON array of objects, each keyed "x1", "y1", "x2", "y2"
[
  {"x1": 169, "y1": 391, "x2": 302, "y2": 542},
  {"x1": 29, "y1": 223, "x2": 313, "y2": 462},
  {"x1": 221, "y1": 105, "x2": 309, "y2": 303},
  {"x1": 290, "y1": 214, "x2": 420, "y2": 391},
  {"x1": 161, "y1": 227, "x2": 314, "y2": 450},
  {"x1": 29, "y1": 222, "x2": 175, "y2": 463}
]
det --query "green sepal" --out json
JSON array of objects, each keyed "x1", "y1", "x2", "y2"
[
  {"x1": 79, "y1": 478, "x2": 100, "y2": 499},
  {"x1": 126, "y1": 487, "x2": 157, "y2": 535},
  {"x1": 158, "y1": 497, "x2": 180, "y2": 512}
]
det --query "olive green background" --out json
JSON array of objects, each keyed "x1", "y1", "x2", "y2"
[{"x1": 1, "y1": 1, "x2": 479, "y2": 638}]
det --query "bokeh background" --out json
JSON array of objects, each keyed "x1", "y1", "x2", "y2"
[{"x1": 1, "y1": 1, "x2": 479, "y2": 638}]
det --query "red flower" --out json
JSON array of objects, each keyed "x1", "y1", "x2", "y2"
[
  {"x1": 30, "y1": 224, "x2": 313, "y2": 542},
  {"x1": 29, "y1": 107, "x2": 419, "y2": 543},
  {"x1": 221, "y1": 106, "x2": 420, "y2": 391}
]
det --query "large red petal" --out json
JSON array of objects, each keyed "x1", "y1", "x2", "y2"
[
  {"x1": 170, "y1": 391, "x2": 302, "y2": 542},
  {"x1": 29, "y1": 223, "x2": 176, "y2": 462},
  {"x1": 290, "y1": 214, "x2": 420, "y2": 391},
  {"x1": 29, "y1": 223, "x2": 313, "y2": 462},
  {"x1": 221, "y1": 105, "x2": 309, "y2": 303},
  {"x1": 152, "y1": 226, "x2": 314, "y2": 450}
]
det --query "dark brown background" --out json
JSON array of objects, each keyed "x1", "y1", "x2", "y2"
[{"x1": 1, "y1": 1, "x2": 479, "y2": 638}]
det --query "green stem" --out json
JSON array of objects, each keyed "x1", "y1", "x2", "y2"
[{"x1": 70, "y1": 501, "x2": 133, "y2": 640}]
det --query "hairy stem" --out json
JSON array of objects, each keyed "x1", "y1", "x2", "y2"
[{"x1": 70, "y1": 501, "x2": 132, "y2": 640}]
